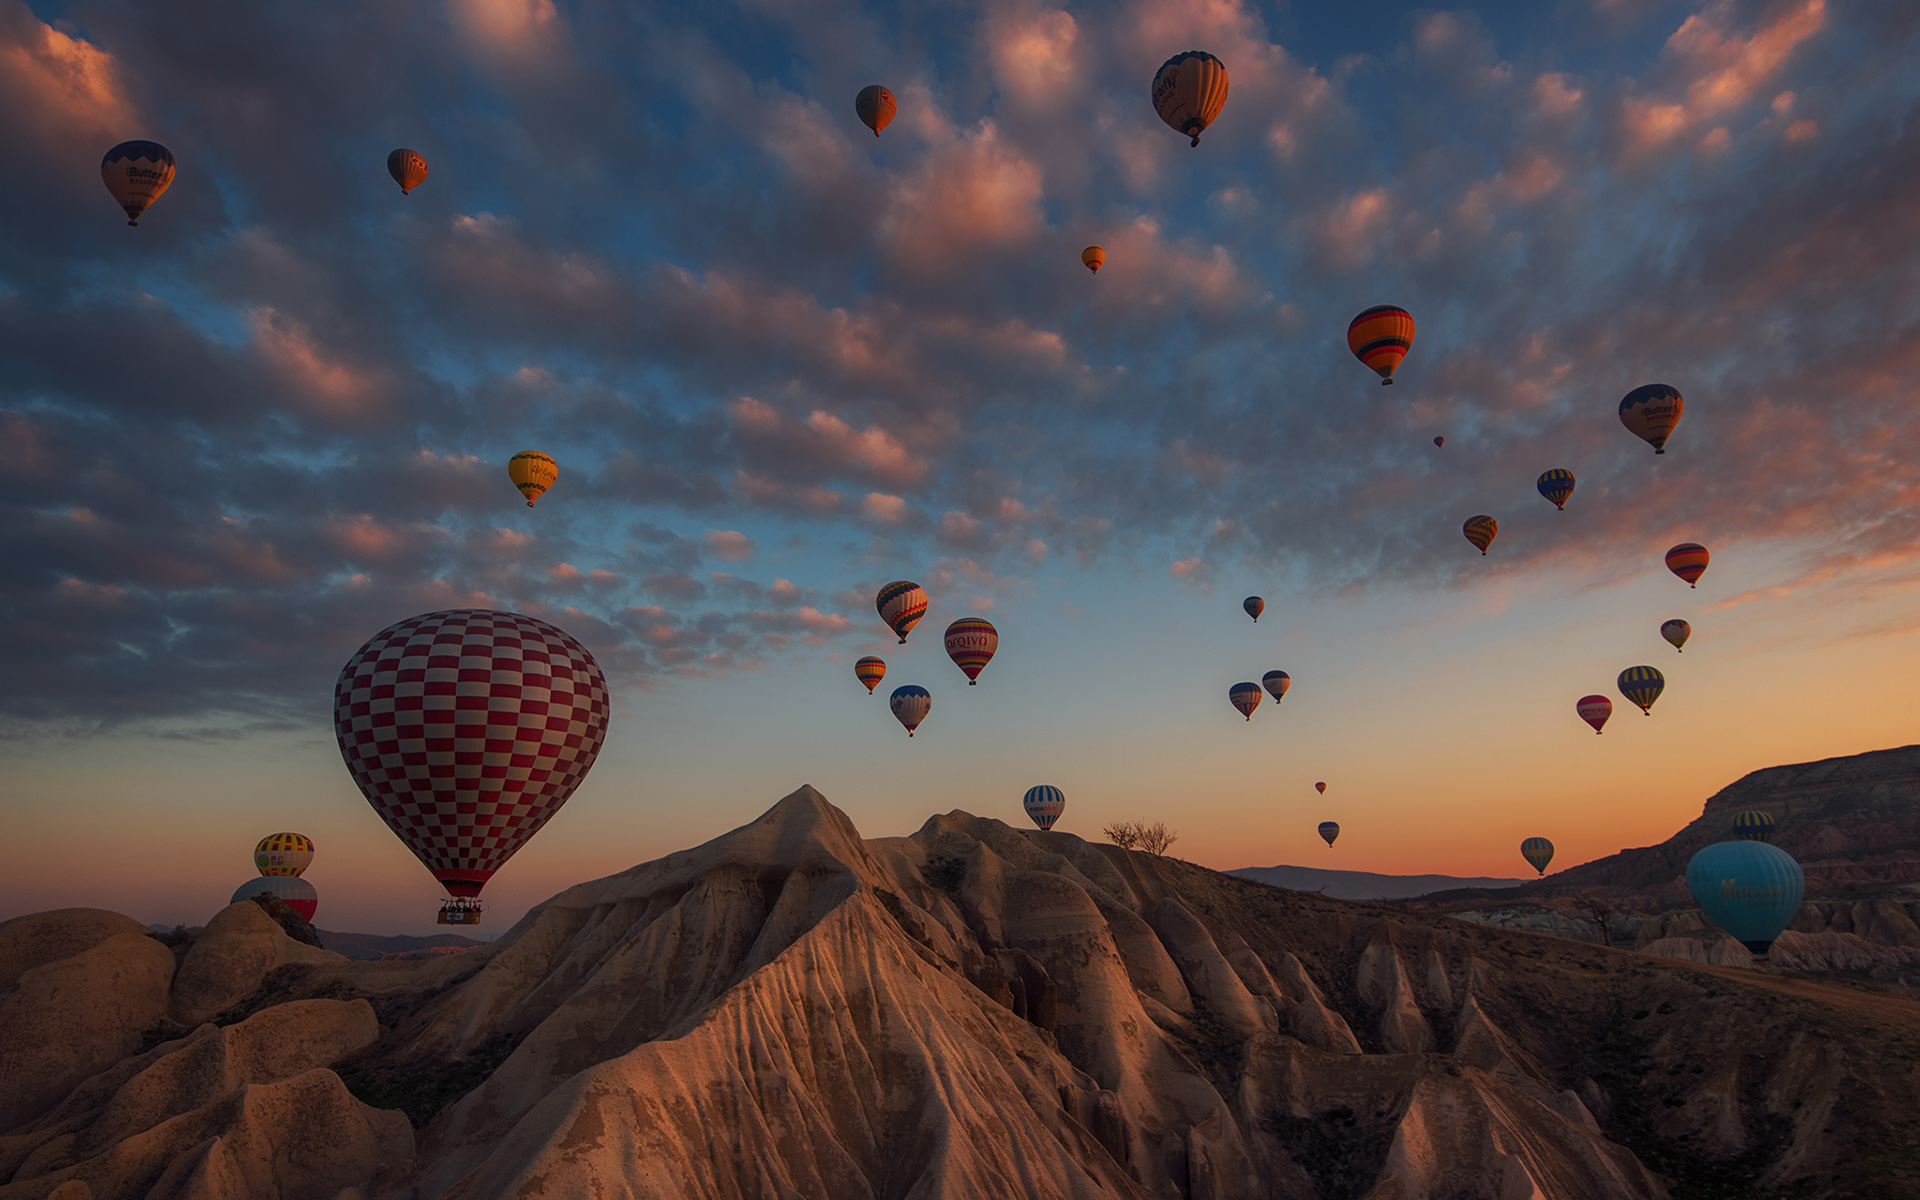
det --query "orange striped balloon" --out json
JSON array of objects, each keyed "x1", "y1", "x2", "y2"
[
  {"x1": 1665, "y1": 543, "x2": 1709, "y2": 588},
  {"x1": 1151, "y1": 51, "x2": 1229, "y2": 147},
  {"x1": 854, "y1": 656, "x2": 887, "y2": 693},
  {"x1": 1463, "y1": 515, "x2": 1498, "y2": 555},
  {"x1": 1347, "y1": 306, "x2": 1415, "y2": 384},
  {"x1": 943, "y1": 617, "x2": 998, "y2": 684},
  {"x1": 1081, "y1": 246, "x2": 1105, "y2": 273}
]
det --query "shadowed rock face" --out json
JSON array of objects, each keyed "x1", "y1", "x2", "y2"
[{"x1": 8, "y1": 787, "x2": 1920, "y2": 1198}]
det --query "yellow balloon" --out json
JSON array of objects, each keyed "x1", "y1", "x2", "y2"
[{"x1": 508, "y1": 451, "x2": 558, "y2": 507}]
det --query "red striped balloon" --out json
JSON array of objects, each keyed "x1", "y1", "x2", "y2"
[
  {"x1": 1347, "y1": 306, "x2": 1415, "y2": 384},
  {"x1": 1230, "y1": 682, "x2": 1262, "y2": 721},
  {"x1": 854, "y1": 656, "x2": 887, "y2": 693},
  {"x1": 333, "y1": 610, "x2": 609, "y2": 905},
  {"x1": 943, "y1": 618, "x2": 998, "y2": 684},
  {"x1": 1576, "y1": 694, "x2": 1612, "y2": 734},
  {"x1": 1665, "y1": 543, "x2": 1709, "y2": 588}
]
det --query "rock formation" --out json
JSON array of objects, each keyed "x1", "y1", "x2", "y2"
[{"x1": 7, "y1": 785, "x2": 1920, "y2": 1197}]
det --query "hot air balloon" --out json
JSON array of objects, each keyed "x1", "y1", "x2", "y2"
[
  {"x1": 1229, "y1": 682, "x2": 1262, "y2": 721},
  {"x1": 1023, "y1": 785, "x2": 1065, "y2": 831},
  {"x1": 1661, "y1": 619, "x2": 1691, "y2": 653},
  {"x1": 1262, "y1": 670, "x2": 1290, "y2": 702},
  {"x1": 1521, "y1": 837, "x2": 1554, "y2": 876},
  {"x1": 944, "y1": 617, "x2": 997, "y2": 684},
  {"x1": 387, "y1": 148, "x2": 428, "y2": 194},
  {"x1": 1243, "y1": 596, "x2": 1265, "y2": 623},
  {"x1": 1315, "y1": 781, "x2": 1327, "y2": 795},
  {"x1": 1463, "y1": 515, "x2": 1498, "y2": 555},
  {"x1": 1619, "y1": 384, "x2": 1683, "y2": 454},
  {"x1": 1536, "y1": 469, "x2": 1576, "y2": 511},
  {"x1": 855, "y1": 85, "x2": 896, "y2": 136},
  {"x1": 889, "y1": 684, "x2": 930, "y2": 736},
  {"x1": 1082, "y1": 246, "x2": 1105, "y2": 273},
  {"x1": 334, "y1": 610, "x2": 608, "y2": 923},
  {"x1": 1318, "y1": 821, "x2": 1339, "y2": 847},
  {"x1": 1685, "y1": 840, "x2": 1804, "y2": 959},
  {"x1": 1618, "y1": 666, "x2": 1665, "y2": 714},
  {"x1": 1730, "y1": 810, "x2": 1777, "y2": 842},
  {"x1": 508, "y1": 451, "x2": 558, "y2": 507},
  {"x1": 1665, "y1": 543, "x2": 1709, "y2": 588},
  {"x1": 1151, "y1": 51, "x2": 1229, "y2": 146},
  {"x1": 854, "y1": 656, "x2": 887, "y2": 694},
  {"x1": 1433, "y1": 436, "x2": 1445, "y2": 448},
  {"x1": 877, "y1": 581, "x2": 928, "y2": 643},
  {"x1": 254, "y1": 833, "x2": 315, "y2": 877},
  {"x1": 1576, "y1": 694, "x2": 1613, "y2": 734},
  {"x1": 1347, "y1": 306, "x2": 1415, "y2": 384},
  {"x1": 231, "y1": 875, "x2": 318, "y2": 922},
  {"x1": 101, "y1": 141, "x2": 175, "y2": 227}
]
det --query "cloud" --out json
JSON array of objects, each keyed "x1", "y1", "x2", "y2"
[{"x1": 704, "y1": 529, "x2": 756, "y2": 561}]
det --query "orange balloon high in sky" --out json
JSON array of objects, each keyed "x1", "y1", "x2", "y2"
[
  {"x1": 1620, "y1": 384, "x2": 1684, "y2": 453},
  {"x1": 1081, "y1": 246, "x2": 1105, "y2": 273},
  {"x1": 387, "y1": 148, "x2": 428, "y2": 194},
  {"x1": 1347, "y1": 306, "x2": 1415, "y2": 384},
  {"x1": 1151, "y1": 51, "x2": 1228, "y2": 146},
  {"x1": 855, "y1": 85, "x2": 896, "y2": 136}
]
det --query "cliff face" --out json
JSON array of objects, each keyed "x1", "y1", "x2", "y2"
[{"x1": 6, "y1": 786, "x2": 1920, "y2": 1199}]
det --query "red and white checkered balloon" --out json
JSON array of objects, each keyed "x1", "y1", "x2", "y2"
[{"x1": 333, "y1": 610, "x2": 609, "y2": 898}]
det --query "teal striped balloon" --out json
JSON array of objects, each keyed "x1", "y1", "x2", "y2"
[{"x1": 1685, "y1": 840, "x2": 1804, "y2": 958}]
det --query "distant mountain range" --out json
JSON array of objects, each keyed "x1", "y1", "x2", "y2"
[
  {"x1": 1227, "y1": 864, "x2": 1528, "y2": 900},
  {"x1": 147, "y1": 924, "x2": 484, "y2": 959}
]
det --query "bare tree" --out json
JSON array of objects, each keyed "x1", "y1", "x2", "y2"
[
  {"x1": 1135, "y1": 822, "x2": 1178, "y2": 856},
  {"x1": 1103, "y1": 821, "x2": 1141, "y2": 850}
]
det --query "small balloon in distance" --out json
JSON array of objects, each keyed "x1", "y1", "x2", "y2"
[
  {"x1": 854, "y1": 656, "x2": 886, "y2": 693},
  {"x1": 1620, "y1": 384, "x2": 1683, "y2": 454},
  {"x1": 1347, "y1": 306, "x2": 1415, "y2": 384},
  {"x1": 1229, "y1": 682, "x2": 1262, "y2": 721},
  {"x1": 876, "y1": 581, "x2": 928, "y2": 643},
  {"x1": 1318, "y1": 821, "x2": 1339, "y2": 847},
  {"x1": 1521, "y1": 837, "x2": 1554, "y2": 876},
  {"x1": 889, "y1": 684, "x2": 931, "y2": 736},
  {"x1": 508, "y1": 451, "x2": 558, "y2": 507},
  {"x1": 1661, "y1": 619, "x2": 1691, "y2": 652},
  {"x1": 1536, "y1": 469, "x2": 1575, "y2": 511},
  {"x1": 1261, "y1": 670, "x2": 1290, "y2": 702},
  {"x1": 1618, "y1": 666, "x2": 1665, "y2": 714},
  {"x1": 1433, "y1": 436, "x2": 1445, "y2": 448},
  {"x1": 1463, "y1": 515, "x2": 1498, "y2": 555},
  {"x1": 1243, "y1": 596, "x2": 1264, "y2": 622},
  {"x1": 1315, "y1": 781, "x2": 1327, "y2": 794},
  {"x1": 387, "y1": 148, "x2": 428, "y2": 194},
  {"x1": 1081, "y1": 246, "x2": 1105, "y2": 273},
  {"x1": 1576, "y1": 694, "x2": 1612, "y2": 733},
  {"x1": 855, "y1": 85, "x2": 896, "y2": 136},
  {"x1": 1023, "y1": 785, "x2": 1065, "y2": 831}
]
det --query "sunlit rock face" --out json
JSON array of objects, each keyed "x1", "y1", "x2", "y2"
[{"x1": 6, "y1": 786, "x2": 1920, "y2": 1198}]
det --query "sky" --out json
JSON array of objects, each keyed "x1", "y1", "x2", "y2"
[{"x1": 3, "y1": 0, "x2": 1918, "y2": 935}]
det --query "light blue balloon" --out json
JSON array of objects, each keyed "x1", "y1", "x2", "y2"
[{"x1": 1684, "y1": 840, "x2": 1804, "y2": 957}]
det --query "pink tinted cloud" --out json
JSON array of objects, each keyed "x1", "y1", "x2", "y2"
[
  {"x1": 704, "y1": 529, "x2": 756, "y2": 560},
  {"x1": 882, "y1": 120, "x2": 1045, "y2": 271},
  {"x1": 1618, "y1": 0, "x2": 1827, "y2": 159}
]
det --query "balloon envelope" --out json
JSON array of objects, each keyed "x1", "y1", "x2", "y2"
[
  {"x1": 943, "y1": 617, "x2": 998, "y2": 684},
  {"x1": 1229, "y1": 682, "x2": 1261, "y2": 721},
  {"x1": 1433, "y1": 436, "x2": 1445, "y2": 448},
  {"x1": 876, "y1": 581, "x2": 928, "y2": 643},
  {"x1": 1521, "y1": 837, "x2": 1554, "y2": 876},
  {"x1": 1661, "y1": 619, "x2": 1691, "y2": 652},
  {"x1": 254, "y1": 832, "x2": 314, "y2": 877},
  {"x1": 1665, "y1": 543, "x2": 1709, "y2": 588},
  {"x1": 1536, "y1": 469, "x2": 1576, "y2": 510},
  {"x1": 1576, "y1": 694, "x2": 1612, "y2": 734},
  {"x1": 1318, "y1": 821, "x2": 1339, "y2": 847},
  {"x1": 101, "y1": 140, "x2": 175, "y2": 226},
  {"x1": 1730, "y1": 810, "x2": 1777, "y2": 842},
  {"x1": 1347, "y1": 306, "x2": 1415, "y2": 384},
  {"x1": 1023, "y1": 785, "x2": 1066, "y2": 831},
  {"x1": 1315, "y1": 781, "x2": 1327, "y2": 794},
  {"x1": 1685, "y1": 840, "x2": 1804, "y2": 956},
  {"x1": 231, "y1": 874, "x2": 318, "y2": 922},
  {"x1": 1081, "y1": 246, "x2": 1105, "y2": 273},
  {"x1": 1261, "y1": 670, "x2": 1290, "y2": 702},
  {"x1": 508, "y1": 451, "x2": 558, "y2": 507},
  {"x1": 854, "y1": 656, "x2": 887, "y2": 693},
  {"x1": 889, "y1": 685, "x2": 931, "y2": 736},
  {"x1": 1463, "y1": 515, "x2": 1498, "y2": 555},
  {"x1": 855, "y1": 85, "x2": 896, "y2": 136},
  {"x1": 1619, "y1": 384, "x2": 1684, "y2": 454},
  {"x1": 1618, "y1": 666, "x2": 1665, "y2": 714},
  {"x1": 334, "y1": 610, "x2": 609, "y2": 900},
  {"x1": 1243, "y1": 596, "x2": 1264, "y2": 622},
  {"x1": 1151, "y1": 51, "x2": 1229, "y2": 146},
  {"x1": 387, "y1": 148, "x2": 428, "y2": 194}
]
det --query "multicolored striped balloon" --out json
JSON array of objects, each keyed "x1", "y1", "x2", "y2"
[
  {"x1": 876, "y1": 581, "x2": 928, "y2": 643},
  {"x1": 1347, "y1": 305, "x2": 1415, "y2": 384},
  {"x1": 1023, "y1": 785, "x2": 1066, "y2": 831},
  {"x1": 1665, "y1": 543, "x2": 1709, "y2": 588},
  {"x1": 1520, "y1": 837, "x2": 1554, "y2": 876},
  {"x1": 943, "y1": 618, "x2": 998, "y2": 684},
  {"x1": 1661, "y1": 619, "x2": 1691, "y2": 653},
  {"x1": 1619, "y1": 384, "x2": 1684, "y2": 454},
  {"x1": 1576, "y1": 694, "x2": 1612, "y2": 734},
  {"x1": 1081, "y1": 246, "x2": 1105, "y2": 273},
  {"x1": 1463, "y1": 515, "x2": 1498, "y2": 555},
  {"x1": 1261, "y1": 670, "x2": 1290, "y2": 702},
  {"x1": 1229, "y1": 681, "x2": 1262, "y2": 721},
  {"x1": 1243, "y1": 596, "x2": 1265, "y2": 623},
  {"x1": 1617, "y1": 666, "x2": 1665, "y2": 714},
  {"x1": 254, "y1": 833, "x2": 315, "y2": 877},
  {"x1": 1730, "y1": 810, "x2": 1777, "y2": 843},
  {"x1": 889, "y1": 684, "x2": 931, "y2": 737},
  {"x1": 854, "y1": 656, "x2": 887, "y2": 693},
  {"x1": 1536, "y1": 469, "x2": 1576, "y2": 510},
  {"x1": 1318, "y1": 821, "x2": 1340, "y2": 847}
]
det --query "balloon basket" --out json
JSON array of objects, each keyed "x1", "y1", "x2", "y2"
[{"x1": 438, "y1": 899, "x2": 484, "y2": 926}]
